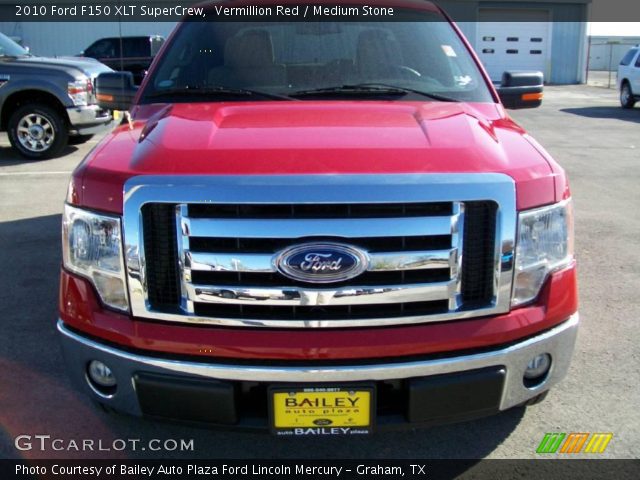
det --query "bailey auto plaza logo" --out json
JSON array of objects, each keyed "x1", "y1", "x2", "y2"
[{"x1": 536, "y1": 433, "x2": 613, "y2": 454}]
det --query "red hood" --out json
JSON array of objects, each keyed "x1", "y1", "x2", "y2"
[{"x1": 73, "y1": 101, "x2": 564, "y2": 213}]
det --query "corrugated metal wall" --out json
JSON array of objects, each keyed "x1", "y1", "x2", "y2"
[
  {"x1": 550, "y1": 20, "x2": 588, "y2": 83},
  {"x1": 547, "y1": 3, "x2": 589, "y2": 84}
]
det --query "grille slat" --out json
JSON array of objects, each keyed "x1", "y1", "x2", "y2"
[
  {"x1": 188, "y1": 249, "x2": 454, "y2": 273},
  {"x1": 188, "y1": 281, "x2": 454, "y2": 307},
  {"x1": 185, "y1": 216, "x2": 453, "y2": 239}
]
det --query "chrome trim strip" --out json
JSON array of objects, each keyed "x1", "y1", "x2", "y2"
[
  {"x1": 187, "y1": 280, "x2": 455, "y2": 306},
  {"x1": 449, "y1": 202, "x2": 465, "y2": 311},
  {"x1": 176, "y1": 204, "x2": 194, "y2": 314},
  {"x1": 183, "y1": 215, "x2": 453, "y2": 239},
  {"x1": 123, "y1": 174, "x2": 517, "y2": 328},
  {"x1": 57, "y1": 314, "x2": 579, "y2": 411},
  {"x1": 188, "y1": 249, "x2": 456, "y2": 273},
  {"x1": 188, "y1": 251, "x2": 274, "y2": 273}
]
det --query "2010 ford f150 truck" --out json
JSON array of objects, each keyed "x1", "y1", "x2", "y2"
[{"x1": 58, "y1": 1, "x2": 578, "y2": 435}]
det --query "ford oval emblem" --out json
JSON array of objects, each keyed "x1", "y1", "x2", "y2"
[
  {"x1": 274, "y1": 243, "x2": 369, "y2": 284},
  {"x1": 313, "y1": 418, "x2": 333, "y2": 426}
]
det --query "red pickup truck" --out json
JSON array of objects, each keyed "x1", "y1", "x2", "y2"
[{"x1": 59, "y1": 1, "x2": 578, "y2": 435}]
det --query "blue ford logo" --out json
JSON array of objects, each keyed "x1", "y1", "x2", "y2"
[{"x1": 274, "y1": 243, "x2": 369, "y2": 284}]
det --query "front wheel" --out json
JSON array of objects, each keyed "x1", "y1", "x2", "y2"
[
  {"x1": 7, "y1": 103, "x2": 68, "y2": 159},
  {"x1": 620, "y1": 82, "x2": 636, "y2": 109}
]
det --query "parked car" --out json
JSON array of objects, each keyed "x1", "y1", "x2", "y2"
[
  {"x1": 79, "y1": 35, "x2": 164, "y2": 85},
  {"x1": 0, "y1": 32, "x2": 112, "y2": 159},
  {"x1": 59, "y1": 1, "x2": 576, "y2": 435},
  {"x1": 618, "y1": 45, "x2": 640, "y2": 109}
]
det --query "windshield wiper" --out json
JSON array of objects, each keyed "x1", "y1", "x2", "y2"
[
  {"x1": 145, "y1": 86, "x2": 293, "y2": 101},
  {"x1": 291, "y1": 83, "x2": 458, "y2": 102}
]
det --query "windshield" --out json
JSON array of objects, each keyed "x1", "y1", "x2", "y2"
[
  {"x1": 0, "y1": 32, "x2": 29, "y2": 57},
  {"x1": 142, "y1": 15, "x2": 494, "y2": 103}
]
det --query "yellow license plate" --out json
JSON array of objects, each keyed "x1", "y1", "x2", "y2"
[{"x1": 271, "y1": 387, "x2": 372, "y2": 434}]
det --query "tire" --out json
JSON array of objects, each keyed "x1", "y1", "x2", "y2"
[
  {"x1": 520, "y1": 390, "x2": 549, "y2": 407},
  {"x1": 620, "y1": 82, "x2": 636, "y2": 109},
  {"x1": 68, "y1": 134, "x2": 94, "y2": 145},
  {"x1": 7, "y1": 103, "x2": 68, "y2": 159}
]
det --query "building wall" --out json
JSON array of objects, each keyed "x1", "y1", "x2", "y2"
[
  {"x1": 588, "y1": 36, "x2": 640, "y2": 71},
  {"x1": 440, "y1": 1, "x2": 590, "y2": 84}
]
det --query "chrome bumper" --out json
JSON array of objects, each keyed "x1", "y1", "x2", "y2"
[
  {"x1": 57, "y1": 314, "x2": 578, "y2": 418},
  {"x1": 66, "y1": 105, "x2": 112, "y2": 134}
]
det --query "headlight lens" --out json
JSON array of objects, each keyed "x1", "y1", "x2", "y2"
[
  {"x1": 62, "y1": 204, "x2": 129, "y2": 311},
  {"x1": 67, "y1": 79, "x2": 91, "y2": 106},
  {"x1": 512, "y1": 199, "x2": 574, "y2": 306}
]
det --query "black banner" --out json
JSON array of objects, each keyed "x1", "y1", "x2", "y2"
[
  {"x1": 1, "y1": 460, "x2": 640, "y2": 480},
  {"x1": 1, "y1": 0, "x2": 640, "y2": 22}
]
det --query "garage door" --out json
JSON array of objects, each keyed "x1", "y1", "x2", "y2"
[{"x1": 477, "y1": 9, "x2": 551, "y2": 83}]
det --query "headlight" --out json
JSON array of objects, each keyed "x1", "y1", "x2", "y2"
[
  {"x1": 62, "y1": 204, "x2": 129, "y2": 311},
  {"x1": 67, "y1": 79, "x2": 91, "y2": 106},
  {"x1": 512, "y1": 199, "x2": 574, "y2": 307}
]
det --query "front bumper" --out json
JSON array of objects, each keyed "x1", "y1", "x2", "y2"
[
  {"x1": 58, "y1": 314, "x2": 578, "y2": 430},
  {"x1": 66, "y1": 105, "x2": 112, "y2": 135}
]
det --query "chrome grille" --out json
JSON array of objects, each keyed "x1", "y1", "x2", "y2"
[
  {"x1": 123, "y1": 174, "x2": 516, "y2": 328},
  {"x1": 175, "y1": 201, "x2": 463, "y2": 318}
]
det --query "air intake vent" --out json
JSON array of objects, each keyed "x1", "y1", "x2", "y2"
[
  {"x1": 142, "y1": 203, "x2": 180, "y2": 310},
  {"x1": 188, "y1": 202, "x2": 453, "y2": 219},
  {"x1": 461, "y1": 201, "x2": 498, "y2": 307}
]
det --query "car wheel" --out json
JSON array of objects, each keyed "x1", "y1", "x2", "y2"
[
  {"x1": 68, "y1": 134, "x2": 95, "y2": 145},
  {"x1": 7, "y1": 103, "x2": 68, "y2": 159},
  {"x1": 620, "y1": 82, "x2": 636, "y2": 109}
]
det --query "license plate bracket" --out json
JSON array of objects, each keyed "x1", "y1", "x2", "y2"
[{"x1": 269, "y1": 384, "x2": 375, "y2": 436}]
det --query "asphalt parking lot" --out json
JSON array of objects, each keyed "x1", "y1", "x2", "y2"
[{"x1": 0, "y1": 84, "x2": 638, "y2": 461}]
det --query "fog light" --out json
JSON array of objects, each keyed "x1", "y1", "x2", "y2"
[
  {"x1": 524, "y1": 353, "x2": 551, "y2": 380},
  {"x1": 88, "y1": 360, "x2": 116, "y2": 387}
]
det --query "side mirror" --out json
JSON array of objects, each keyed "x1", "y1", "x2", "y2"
[
  {"x1": 95, "y1": 71, "x2": 138, "y2": 111},
  {"x1": 497, "y1": 71, "x2": 544, "y2": 109}
]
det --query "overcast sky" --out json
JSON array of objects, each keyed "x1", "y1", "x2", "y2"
[{"x1": 589, "y1": 22, "x2": 640, "y2": 36}]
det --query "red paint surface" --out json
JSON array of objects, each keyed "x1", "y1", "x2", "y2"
[
  {"x1": 72, "y1": 101, "x2": 561, "y2": 214},
  {"x1": 60, "y1": 265, "x2": 577, "y2": 361}
]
